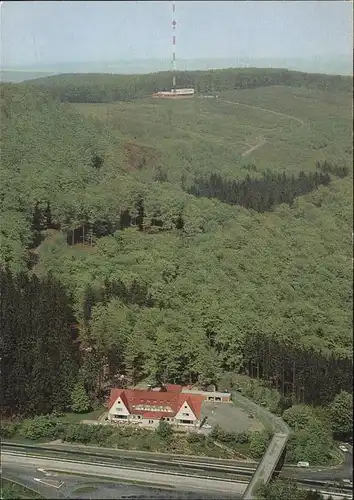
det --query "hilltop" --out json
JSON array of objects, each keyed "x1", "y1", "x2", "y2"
[{"x1": 1, "y1": 54, "x2": 352, "y2": 83}]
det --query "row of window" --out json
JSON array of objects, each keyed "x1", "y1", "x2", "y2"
[{"x1": 112, "y1": 414, "x2": 196, "y2": 423}]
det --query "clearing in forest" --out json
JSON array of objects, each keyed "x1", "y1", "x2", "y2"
[{"x1": 72, "y1": 84, "x2": 352, "y2": 183}]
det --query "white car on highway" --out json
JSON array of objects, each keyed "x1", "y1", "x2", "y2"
[
  {"x1": 297, "y1": 461, "x2": 310, "y2": 468},
  {"x1": 339, "y1": 445, "x2": 349, "y2": 452}
]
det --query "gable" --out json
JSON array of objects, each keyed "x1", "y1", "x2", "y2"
[
  {"x1": 108, "y1": 394, "x2": 130, "y2": 416},
  {"x1": 175, "y1": 399, "x2": 197, "y2": 420}
]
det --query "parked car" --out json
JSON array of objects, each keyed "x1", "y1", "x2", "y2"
[
  {"x1": 297, "y1": 461, "x2": 310, "y2": 468},
  {"x1": 339, "y1": 445, "x2": 349, "y2": 452}
]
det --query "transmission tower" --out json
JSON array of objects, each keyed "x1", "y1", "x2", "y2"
[{"x1": 172, "y1": 1, "x2": 177, "y2": 93}]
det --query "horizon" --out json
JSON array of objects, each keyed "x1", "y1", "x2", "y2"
[
  {"x1": 1, "y1": 54, "x2": 352, "y2": 83},
  {"x1": 2, "y1": 53, "x2": 353, "y2": 69}
]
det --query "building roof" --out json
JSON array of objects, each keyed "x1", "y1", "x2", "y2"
[
  {"x1": 165, "y1": 384, "x2": 183, "y2": 393},
  {"x1": 108, "y1": 388, "x2": 204, "y2": 420},
  {"x1": 184, "y1": 395, "x2": 203, "y2": 419}
]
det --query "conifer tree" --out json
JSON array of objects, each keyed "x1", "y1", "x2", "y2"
[{"x1": 71, "y1": 381, "x2": 91, "y2": 413}]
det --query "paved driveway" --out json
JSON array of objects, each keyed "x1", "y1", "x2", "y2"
[{"x1": 201, "y1": 402, "x2": 263, "y2": 434}]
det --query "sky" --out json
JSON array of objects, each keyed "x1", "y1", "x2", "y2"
[{"x1": 1, "y1": 1, "x2": 353, "y2": 67}]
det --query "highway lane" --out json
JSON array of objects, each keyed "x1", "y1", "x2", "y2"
[
  {"x1": 2, "y1": 441, "x2": 256, "y2": 468},
  {"x1": 3, "y1": 463, "x2": 238, "y2": 500},
  {"x1": 3, "y1": 442, "x2": 352, "y2": 483},
  {"x1": 2, "y1": 443, "x2": 353, "y2": 483},
  {"x1": 1, "y1": 446, "x2": 255, "y2": 482},
  {"x1": 2, "y1": 450, "x2": 352, "y2": 500},
  {"x1": 283, "y1": 444, "x2": 353, "y2": 483},
  {"x1": 1, "y1": 451, "x2": 248, "y2": 497}
]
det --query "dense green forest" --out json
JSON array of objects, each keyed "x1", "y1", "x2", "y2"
[
  {"x1": 25, "y1": 67, "x2": 353, "y2": 102},
  {"x1": 0, "y1": 67, "x2": 352, "y2": 422}
]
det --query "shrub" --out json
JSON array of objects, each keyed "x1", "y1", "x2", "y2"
[
  {"x1": 187, "y1": 432, "x2": 206, "y2": 444},
  {"x1": 210, "y1": 425, "x2": 250, "y2": 446},
  {"x1": 249, "y1": 431, "x2": 272, "y2": 459},
  {"x1": 52, "y1": 422, "x2": 68, "y2": 440},
  {"x1": 286, "y1": 418, "x2": 334, "y2": 465},
  {"x1": 243, "y1": 380, "x2": 282, "y2": 414},
  {"x1": 155, "y1": 420, "x2": 173, "y2": 441},
  {"x1": 19, "y1": 415, "x2": 58, "y2": 440},
  {"x1": 63, "y1": 423, "x2": 96, "y2": 444},
  {"x1": 282, "y1": 404, "x2": 314, "y2": 431},
  {"x1": 0, "y1": 422, "x2": 18, "y2": 439},
  {"x1": 237, "y1": 431, "x2": 250, "y2": 444},
  {"x1": 62, "y1": 423, "x2": 115, "y2": 445}
]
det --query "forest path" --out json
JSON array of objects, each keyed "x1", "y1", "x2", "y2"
[
  {"x1": 242, "y1": 137, "x2": 267, "y2": 157},
  {"x1": 220, "y1": 99, "x2": 305, "y2": 125}
]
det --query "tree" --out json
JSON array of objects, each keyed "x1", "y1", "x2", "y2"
[
  {"x1": 0, "y1": 268, "x2": 79, "y2": 417},
  {"x1": 257, "y1": 478, "x2": 325, "y2": 500},
  {"x1": 282, "y1": 404, "x2": 314, "y2": 431},
  {"x1": 249, "y1": 431, "x2": 271, "y2": 459},
  {"x1": 70, "y1": 381, "x2": 91, "y2": 413},
  {"x1": 155, "y1": 420, "x2": 173, "y2": 441},
  {"x1": 286, "y1": 418, "x2": 333, "y2": 466},
  {"x1": 328, "y1": 391, "x2": 353, "y2": 437}
]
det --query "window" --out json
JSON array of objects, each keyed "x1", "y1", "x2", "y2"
[
  {"x1": 182, "y1": 412, "x2": 190, "y2": 417},
  {"x1": 166, "y1": 418, "x2": 170, "y2": 421},
  {"x1": 148, "y1": 420, "x2": 154, "y2": 424},
  {"x1": 184, "y1": 405, "x2": 188, "y2": 409}
]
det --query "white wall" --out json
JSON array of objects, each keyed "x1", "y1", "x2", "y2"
[
  {"x1": 175, "y1": 400, "x2": 197, "y2": 423},
  {"x1": 108, "y1": 396, "x2": 130, "y2": 417},
  {"x1": 141, "y1": 418, "x2": 160, "y2": 426}
]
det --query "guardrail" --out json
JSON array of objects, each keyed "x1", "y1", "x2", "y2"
[
  {"x1": 231, "y1": 391, "x2": 290, "y2": 434},
  {"x1": 230, "y1": 391, "x2": 290, "y2": 500}
]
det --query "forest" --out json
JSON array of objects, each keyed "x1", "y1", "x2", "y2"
[
  {"x1": 25, "y1": 67, "x2": 352, "y2": 103},
  {"x1": 0, "y1": 67, "x2": 352, "y2": 425}
]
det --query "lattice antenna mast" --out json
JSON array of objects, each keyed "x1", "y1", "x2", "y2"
[{"x1": 172, "y1": 1, "x2": 177, "y2": 93}]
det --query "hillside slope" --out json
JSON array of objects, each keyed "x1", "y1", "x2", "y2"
[{"x1": 1, "y1": 69, "x2": 352, "y2": 405}]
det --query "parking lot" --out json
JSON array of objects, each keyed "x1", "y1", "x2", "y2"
[{"x1": 201, "y1": 401, "x2": 264, "y2": 434}]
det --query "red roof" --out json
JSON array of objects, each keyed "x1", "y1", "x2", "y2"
[
  {"x1": 165, "y1": 384, "x2": 183, "y2": 393},
  {"x1": 108, "y1": 388, "x2": 204, "y2": 420},
  {"x1": 184, "y1": 395, "x2": 204, "y2": 419}
]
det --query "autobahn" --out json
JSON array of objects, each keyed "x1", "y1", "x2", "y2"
[
  {"x1": 1, "y1": 449, "x2": 249, "y2": 498},
  {"x1": 1, "y1": 443, "x2": 352, "y2": 497},
  {"x1": 2, "y1": 442, "x2": 352, "y2": 482}
]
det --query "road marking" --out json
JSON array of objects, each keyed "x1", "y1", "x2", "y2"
[
  {"x1": 33, "y1": 477, "x2": 63, "y2": 489},
  {"x1": 37, "y1": 468, "x2": 52, "y2": 476},
  {"x1": 37, "y1": 468, "x2": 57, "y2": 476}
]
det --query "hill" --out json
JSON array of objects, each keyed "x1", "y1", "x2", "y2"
[
  {"x1": 2, "y1": 54, "x2": 352, "y2": 83},
  {"x1": 0, "y1": 68, "x2": 352, "y2": 412},
  {"x1": 23, "y1": 67, "x2": 352, "y2": 101}
]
